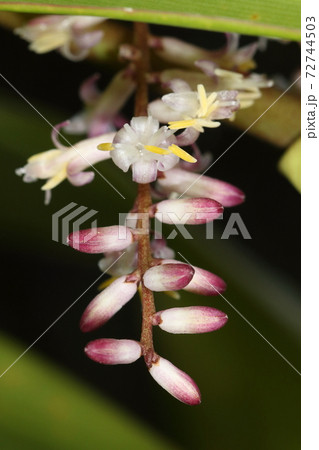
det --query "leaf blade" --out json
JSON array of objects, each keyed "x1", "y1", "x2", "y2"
[{"x1": 0, "y1": 0, "x2": 300, "y2": 40}]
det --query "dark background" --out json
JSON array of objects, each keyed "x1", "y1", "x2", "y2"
[{"x1": 0, "y1": 18, "x2": 300, "y2": 450}]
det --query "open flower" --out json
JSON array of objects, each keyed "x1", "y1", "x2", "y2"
[
  {"x1": 16, "y1": 129, "x2": 115, "y2": 203},
  {"x1": 15, "y1": 15, "x2": 106, "y2": 61},
  {"x1": 149, "y1": 83, "x2": 239, "y2": 133},
  {"x1": 195, "y1": 62, "x2": 273, "y2": 109},
  {"x1": 97, "y1": 116, "x2": 197, "y2": 183},
  {"x1": 64, "y1": 70, "x2": 136, "y2": 137}
]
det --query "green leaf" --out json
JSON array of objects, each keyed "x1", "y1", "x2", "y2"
[
  {"x1": 0, "y1": 332, "x2": 177, "y2": 450},
  {"x1": 0, "y1": 0, "x2": 300, "y2": 40}
]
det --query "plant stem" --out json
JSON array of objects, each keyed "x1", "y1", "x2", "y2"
[{"x1": 133, "y1": 22, "x2": 158, "y2": 368}]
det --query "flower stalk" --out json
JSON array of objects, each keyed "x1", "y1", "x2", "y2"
[{"x1": 133, "y1": 22, "x2": 158, "y2": 368}]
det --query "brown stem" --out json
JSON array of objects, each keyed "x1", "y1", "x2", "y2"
[{"x1": 133, "y1": 22, "x2": 158, "y2": 368}]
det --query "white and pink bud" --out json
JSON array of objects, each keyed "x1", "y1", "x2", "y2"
[
  {"x1": 80, "y1": 275, "x2": 139, "y2": 332},
  {"x1": 157, "y1": 168, "x2": 245, "y2": 207},
  {"x1": 143, "y1": 263, "x2": 194, "y2": 291},
  {"x1": 159, "y1": 259, "x2": 226, "y2": 295},
  {"x1": 184, "y1": 266, "x2": 227, "y2": 295},
  {"x1": 153, "y1": 306, "x2": 228, "y2": 334},
  {"x1": 85, "y1": 339, "x2": 142, "y2": 365},
  {"x1": 149, "y1": 356, "x2": 201, "y2": 405},
  {"x1": 67, "y1": 225, "x2": 134, "y2": 253},
  {"x1": 150, "y1": 197, "x2": 223, "y2": 225}
]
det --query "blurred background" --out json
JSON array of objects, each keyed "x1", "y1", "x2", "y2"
[{"x1": 0, "y1": 15, "x2": 300, "y2": 450}]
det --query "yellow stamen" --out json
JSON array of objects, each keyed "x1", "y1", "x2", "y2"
[
  {"x1": 98, "y1": 276, "x2": 118, "y2": 291},
  {"x1": 197, "y1": 84, "x2": 208, "y2": 116},
  {"x1": 97, "y1": 143, "x2": 114, "y2": 151},
  {"x1": 168, "y1": 119, "x2": 197, "y2": 130},
  {"x1": 144, "y1": 145, "x2": 171, "y2": 155},
  {"x1": 169, "y1": 144, "x2": 197, "y2": 163},
  {"x1": 41, "y1": 167, "x2": 67, "y2": 191}
]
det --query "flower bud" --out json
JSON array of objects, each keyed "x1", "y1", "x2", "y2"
[
  {"x1": 149, "y1": 356, "x2": 201, "y2": 405},
  {"x1": 143, "y1": 263, "x2": 194, "y2": 291},
  {"x1": 184, "y1": 267, "x2": 227, "y2": 295},
  {"x1": 157, "y1": 168, "x2": 245, "y2": 207},
  {"x1": 68, "y1": 226, "x2": 134, "y2": 253},
  {"x1": 150, "y1": 198, "x2": 223, "y2": 225},
  {"x1": 80, "y1": 275, "x2": 138, "y2": 332},
  {"x1": 153, "y1": 306, "x2": 228, "y2": 334},
  {"x1": 85, "y1": 339, "x2": 142, "y2": 364}
]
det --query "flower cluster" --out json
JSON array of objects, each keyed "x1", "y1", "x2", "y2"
[
  {"x1": 15, "y1": 15, "x2": 106, "y2": 60},
  {"x1": 15, "y1": 19, "x2": 270, "y2": 404}
]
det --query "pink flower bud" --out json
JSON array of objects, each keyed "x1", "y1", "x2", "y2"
[
  {"x1": 159, "y1": 259, "x2": 226, "y2": 296},
  {"x1": 184, "y1": 266, "x2": 227, "y2": 295},
  {"x1": 143, "y1": 263, "x2": 194, "y2": 291},
  {"x1": 150, "y1": 198, "x2": 223, "y2": 225},
  {"x1": 153, "y1": 306, "x2": 228, "y2": 334},
  {"x1": 157, "y1": 168, "x2": 245, "y2": 207},
  {"x1": 68, "y1": 226, "x2": 134, "y2": 253},
  {"x1": 149, "y1": 356, "x2": 201, "y2": 405},
  {"x1": 80, "y1": 275, "x2": 138, "y2": 332},
  {"x1": 85, "y1": 339, "x2": 142, "y2": 364}
]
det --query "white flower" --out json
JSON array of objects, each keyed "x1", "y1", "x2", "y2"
[
  {"x1": 16, "y1": 131, "x2": 115, "y2": 203},
  {"x1": 149, "y1": 83, "x2": 239, "y2": 132},
  {"x1": 195, "y1": 62, "x2": 273, "y2": 109},
  {"x1": 15, "y1": 15, "x2": 106, "y2": 61},
  {"x1": 97, "y1": 116, "x2": 196, "y2": 184}
]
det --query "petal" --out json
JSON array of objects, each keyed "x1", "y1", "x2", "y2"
[
  {"x1": 85, "y1": 339, "x2": 141, "y2": 364},
  {"x1": 68, "y1": 226, "x2": 134, "y2": 253},
  {"x1": 153, "y1": 306, "x2": 228, "y2": 334},
  {"x1": 184, "y1": 266, "x2": 227, "y2": 295},
  {"x1": 149, "y1": 356, "x2": 201, "y2": 405},
  {"x1": 148, "y1": 99, "x2": 182, "y2": 123},
  {"x1": 132, "y1": 160, "x2": 158, "y2": 184},
  {"x1": 156, "y1": 168, "x2": 245, "y2": 207},
  {"x1": 80, "y1": 275, "x2": 138, "y2": 332},
  {"x1": 143, "y1": 263, "x2": 194, "y2": 291},
  {"x1": 151, "y1": 197, "x2": 223, "y2": 225},
  {"x1": 67, "y1": 170, "x2": 95, "y2": 186}
]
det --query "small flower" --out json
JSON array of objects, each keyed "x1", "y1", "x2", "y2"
[
  {"x1": 80, "y1": 274, "x2": 139, "y2": 332},
  {"x1": 149, "y1": 356, "x2": 201, "y2": 405},
  {"x1": 149, "y1": 83, "x2": 239, "y2": 132},
  {"x1": 67, "y1": 225, "x2": 135, "y2": 253},
  {"x1": 158, "y1": 259, "x2": 226, "y2": 296},
  {"x1": 143, "y1": 263, "x2": 195, "y2": 291},
  {"x1": 150, "y1": 197, "x2": 223, "y2": 225},
  {"x1": 16, "y1": 130, "x2": 115, "y2": 203},
  {"x1": 85, "y1": 339, "x2": 142, "y2": 365},
  {"x1": 156, "y1": 167, "x2": 245, "y2": 207},
  {"x1": 97, "y1": 116, "x2": 197, "y2": 183},
  {"x1": 195, "y1": 62, "x2": 273, "y2": 109},
  {"x1": 64, "y1": 70, "x2": 136, "y2": 137},
  {"x1": 153, "y1": 306, "x2": 228, "y2": 334},
  {"x1": 15, "y1": 15, "x2": 106, "y2": 61}
]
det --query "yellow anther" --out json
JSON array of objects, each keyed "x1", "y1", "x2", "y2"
[
  {"x1": 197, "y1": 84, "x2": 208, "y2": 116},
  {"x1": 168, "y1": 119, "x2": 196, "y2": 130},
  {"x1": 41, "y1": 167, "x2": 67, "y2": 191},
  {"x1": 97, "y1": 143, "x2": 114, "y2": 151},
  {"x1": 144, "y1": 145, "x2": 171, "y2": 155},
  {"x1": 168, "y1": 144, "x2": 197, "y2": 163}
]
